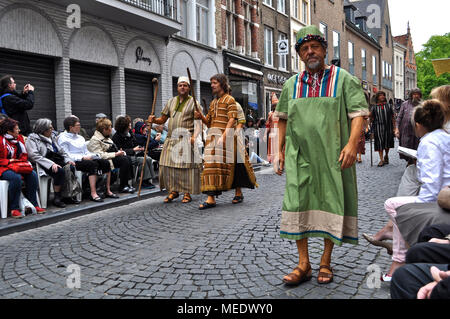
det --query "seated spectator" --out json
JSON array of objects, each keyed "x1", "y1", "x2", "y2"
[
  {"x1": 374, "y1": 100, "x2": 450, "y2": 281},
  {"x1": 391, "y1": 223, "x2": 450, "y2": 299},
  {"x1": 430, "y1": 85, "x2": 450, "y2": 131},
  {"x1": 151, "y1": 123, "x2": 167, "y2": 144},
  {"x1": 58, "y1": 116, "x2": 118, "y2": 202},
  {"x1": 0, "y1": 118, "x2": 45, "y2": 218},
  {"x1": 135, "y1": 121, "x2": 161, "y2": 161},
  {"x1": 132, "y1": 117, "x2": 144, "y2": 134},
  {"x1": 0, "y1": 75, "x2": 34, "y2": 136},
  {"x1": 112, "y1": 116, "x2": 156, "y2": 189},
  {"x1": 26, "y1": 118, "x2": 76, "y2": 208},
  {"x1": 88, "y1": 118, "x2": 135, "y2": 194}
]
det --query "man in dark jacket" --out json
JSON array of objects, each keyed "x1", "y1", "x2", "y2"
[{"x1": 0, "y1": 75, "x2": 34, "y2": 136}]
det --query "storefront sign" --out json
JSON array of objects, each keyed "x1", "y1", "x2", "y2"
[
  {"x1": 267, "y1": 73, "x2": 287, "y2": 85},
  {"x1": 136, "y1": 47, "x2": 152, "y2": 66}
]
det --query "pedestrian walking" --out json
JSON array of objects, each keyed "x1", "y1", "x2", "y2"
[
  {"x1": 196, "y1": 74, "x2": 257, "y2": 209},
  {"x1": 395, "y1": 88, "x2": 422, "y2": 166},
  {"x1": 273, "y1": 25, "x2": 369, "y2": 285},
  {"x1": 148, "y1": 76, "x2": 203, "y2": 204},
  {"x1": 371, "y1": 91, "x2": 396, "y2": 167}
]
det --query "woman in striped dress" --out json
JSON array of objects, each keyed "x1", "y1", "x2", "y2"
[{"x1": 370, "y1": 91, "x2": 396, "y2": 167}]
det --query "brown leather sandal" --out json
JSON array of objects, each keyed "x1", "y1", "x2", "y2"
[
  {"x1": 164, "y1": 191, "x2": 179, "y2": 203},
  {"x1": 282, "y1": 264, "x2": 312, "y2": 286},
  {"x1": 317, "y1": 265, "x2": 334, "y2": 284},
  {"x1": 181, "y1": 193, "x2": 192, "y2": 203}
]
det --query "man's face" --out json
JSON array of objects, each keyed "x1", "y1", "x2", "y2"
[
  {"x1": 211, "y1": 79, "x2": 223, "y2": 96},
  {"x1": 412, "y1": 93, "x2": 421, "y2": 101},
  {"x1": 298, "y1": 40, "x2": 326, "y2": 72},
  {"x1": 177, "y1": 82, "x2": 190, "y2": 96},
  {"x1": 8, "y1": 77, "x2": 16, "y2": 91},
  {"x1": 70, "y1": 122, "x2": 81, "y2": 134}
]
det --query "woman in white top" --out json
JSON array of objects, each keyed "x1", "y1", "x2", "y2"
[
  {"x1": 58, "y1": 116, "x2": 118, "y2": 202},
  {"x1": 381, "y1": 99, "x2": 450, "y2": 281}
]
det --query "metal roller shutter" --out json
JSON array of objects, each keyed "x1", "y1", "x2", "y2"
[
  {"x1": 125, "y1": 70, "x2": 155, "y2": 123},
  {"x1": 0, "y1": 49, "x2": 56, "y2": 127},
  {"x1": 70, "y1": 62, "x2": 111, "y2": 130},
  {"x1": 200, "y1": 81, "x2": 213, "y2": 112}
]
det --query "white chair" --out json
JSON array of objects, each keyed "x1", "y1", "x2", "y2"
[
  {"x1": 0, "y1": 180, "x2": 41, "y2": 218},
  {"x1": 0, "y1": 180, "x2": 9, "y2": 218},
  {"x1": 36, "y1": 164, "x2": 52, "y2": 209}
]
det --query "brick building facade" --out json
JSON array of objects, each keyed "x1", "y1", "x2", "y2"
[
  {"x1": 394, "y1": 23, "x2": 417, "y2": 97},
  {"x1": 260, "y1": 0, "x2": 291, "y2": 118},
  {"x1": 220, "y1": 0, "x2": 263, "y2": 119}
]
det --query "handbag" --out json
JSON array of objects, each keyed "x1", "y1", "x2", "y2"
[
  {"x1": 61, "y1": 164, "x2": 82, "y2": 198},
  {"x1": 45, "y1": 150, "x2": 66, "y2": 167},
  {"x1": 8, "y1": 161, "x2": 33, "y2": 174}
]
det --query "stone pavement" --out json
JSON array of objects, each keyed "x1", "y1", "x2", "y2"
[{"x1": 0, "y1": 141, "x2": 405, "y2": 299}]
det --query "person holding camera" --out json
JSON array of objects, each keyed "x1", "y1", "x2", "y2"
[{"x1": 0, "y1": 75, "x2": 35, "y2": 136}]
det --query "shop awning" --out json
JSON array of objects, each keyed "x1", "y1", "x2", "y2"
[{"x1": 229, "y1": 63, "x2": 263, "y2": 78}]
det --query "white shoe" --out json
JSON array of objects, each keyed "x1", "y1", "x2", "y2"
[
  {"x1": 381, "y1": 273, "x2": 392, "y2": 282},
  {"x1": 262, "y1": 160, "x2": 270, "y2": 166}
]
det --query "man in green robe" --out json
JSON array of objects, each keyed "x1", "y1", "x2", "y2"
[{"x1": 274, "y1": 25, "x2": 369, "y2": 286}]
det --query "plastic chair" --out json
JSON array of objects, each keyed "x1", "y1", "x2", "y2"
[
  {"x1": 0, "y1": 180, "x2": 9, "y2": 218},
  {"x1": 36, "y1": 165, "x2": 52, "y2": 209}
]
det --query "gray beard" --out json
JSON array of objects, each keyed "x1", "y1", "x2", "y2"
[
  {"x1": 412, "y1": 98, "x2": 421, "y2": 106},
  {"x1": 307, "y1": 61, "x2": 321, "y2": 72}
]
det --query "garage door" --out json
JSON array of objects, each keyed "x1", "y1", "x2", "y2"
[
  {"x1": 70, "y1": 62, "x2": 111, "y2": 130},
  {"x1": 125, "y1": 70, "x2": 155, "y2": 123},
  {"x1": 0, "y1": 49, "x2": 56, "y2": 127}
]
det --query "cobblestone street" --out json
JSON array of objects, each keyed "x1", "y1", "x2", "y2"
[{"x1": 0, "y1": 141, "x2": 405, "y2": 299}]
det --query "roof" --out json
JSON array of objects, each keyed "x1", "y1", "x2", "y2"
[
  {"x1": 346, "y1": 0, "x2": 387, "y2": 40},
  {"x1": 394, "y1": 34, "x2": 408, "y2": 46}
]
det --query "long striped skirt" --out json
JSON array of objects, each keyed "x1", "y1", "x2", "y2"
[{"x1": 159, "y1": 165, "x2": 201, "y2": 194}]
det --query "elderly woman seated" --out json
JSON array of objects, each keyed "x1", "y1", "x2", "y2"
[
  {"x1": 26, "y1": 118, "x2": 76, "y2": 208},
  {"x1": 88, "y1": 118, "x2": 135, "y2": 193},
  {"x1": 58, "y1": 116, "x2": 118, "y2": 202},
  {"x1": 0, "y1": 118, "x2": 45, "y2": 218}
]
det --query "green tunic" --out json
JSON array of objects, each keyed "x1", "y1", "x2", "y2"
[{"x1": 275, "y1": 65, "x2": 369, "y2": 246}]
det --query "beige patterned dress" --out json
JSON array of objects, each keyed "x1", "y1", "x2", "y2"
[{"x1": 158, "y1": 95, "x2": 202, "y2": 194}]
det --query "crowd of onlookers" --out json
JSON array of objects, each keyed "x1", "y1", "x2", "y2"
[
  {"x1": 0, "y1": 74, "x2": 165, "y2": 218},
  {"x1": 362, "y1": 84, "x2": 450, "y2": 299}
]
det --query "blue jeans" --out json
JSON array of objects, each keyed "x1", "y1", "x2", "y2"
[{"x1": 1, "y1": 170, "x2": 39, "y2": 210}]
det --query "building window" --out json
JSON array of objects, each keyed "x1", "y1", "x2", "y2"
[
  {"x1": 196, "y1": 0, "x2": 209, "y2": 45},
  {"x1": 361, "y1": 48, "x2": 367, "y2": 81},
  {"x1": 333, "y1": 31, "x2": 340, "y2": 61},
  {"x1": 226, "y1": 12, "x2": 236, "y2": 49},
  {"x1": 277, "y1": 0, "x2": 286, "y2": 14},
  {"x1": 293, "y1": 0, "x2": 299, "y2": 19},
  {"x1": 278, "y1": 32, "x2": 287, "y2": 70},
  {"x1": 385, "y1": 25, "x2": 389, "y2": 46},
  {"x1": 302, "y1": 0, "x2": 308, "y2": 24},
  {"x1": 320, "y1": 23, "x2": 328, "y2": 64},
  {"x1": 263, "y1": 0, "x2": 272, "y2": 7},
  {"x1": 348, "y1": 41, "x2": 354, "y2": 75},
  {"x1": 372, "y1": 55, "x2": 377, "y2": 84},
  {"x1": 180, "y1": 0, "x2": 188, "y2": 38},
  {"x1": 265, "y1": 27, "x2": 273, "y2": 66}
]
